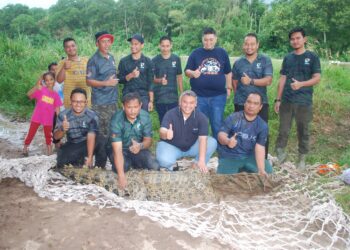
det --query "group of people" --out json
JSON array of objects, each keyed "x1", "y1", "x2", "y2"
[{"x1": 23, "y1": 26, "x2": 321, "y2": 189}]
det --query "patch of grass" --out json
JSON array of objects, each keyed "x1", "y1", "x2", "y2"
[{"x1": 335, "y1": 188, "x2": 350, "y2": 215}]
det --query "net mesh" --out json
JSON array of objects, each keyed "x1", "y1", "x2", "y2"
[{"x1": 1, "y1": 155, "x2": 349, "y2": 249}]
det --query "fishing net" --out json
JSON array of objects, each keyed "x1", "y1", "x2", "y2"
[{"x1": 0, "y1": 155, "x2": 349, "y2": 249}]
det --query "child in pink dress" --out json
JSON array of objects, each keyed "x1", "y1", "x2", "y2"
[{"x1": 23, "y1": 72, "x2": 63, "y2": 156}]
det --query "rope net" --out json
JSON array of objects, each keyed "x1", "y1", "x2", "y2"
[{"x1": 1, "y1": 155, "x2": 349, "y2": 249}]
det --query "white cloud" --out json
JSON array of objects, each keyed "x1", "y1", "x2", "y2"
[{"x1": 0, "y1": 0, "x2": 58, "y2": 9}]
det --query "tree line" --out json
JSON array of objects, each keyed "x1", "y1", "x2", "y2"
[{"x1": 0, "y1": 0, "x2": 349, "y2": 60}]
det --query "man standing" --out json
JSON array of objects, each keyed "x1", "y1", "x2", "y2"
[
  {"x1": 274, "y1": 27, "x2": 321, "y2": 169},
  {"x1": 86, "y1": 31, "x2": 118, "y2": 137},
  {"x1": 185, "y1": 27, "x2": 232, "y2": 139},
  {"x1": 217, "y1": 92, "x2": 272, "y2": 176},
  {"x1": 118, "y1": 34, "x2": 154, "y2": 112},
  {"x1": 54, "y1": 88, "x2": 107, "y2": 168},
  {"x1": 232, "y1": 33, "x2": 273, "y2": 156},
  {"x1": 152, "y1": 36, "x2": 183, "y2": 123},
  {"x1": 109, "y1": 92, "x2": 159, "y2": 189},
  {"x1": 56, "y1": 37, "x2": 91, "y2": 108},
  {"x1": 156, "y1": 90, "x2": 217, "y2": 172}
]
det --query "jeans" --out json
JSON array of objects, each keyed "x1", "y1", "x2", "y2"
[
  {"x1": 109, "y1": 149, "x2": 159, "y2": 173},
  {"x1": 217, "y1": 156, "x2": 273, "y2": 174},
  {"x1": 235, "y1": 103, "x2": 269, "y2": 158},
  {"x1": 155, "y1": 102, "x2": 178, "y2": 124},
  {"x1": 197, "y1": 94, "x2": 226, "y2": 139},
  {"x1": 275, "y1": 102, "x2": 313, "y2": 154},
  {"x1": 56, "y1": 134, "x2": 107, "y2": 168},
  {"x1": 156, "y1": 136, "x2": 217, "y2": 170}
]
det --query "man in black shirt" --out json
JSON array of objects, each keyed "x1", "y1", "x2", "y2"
[{"x1": 274, "y1": 27, "x2": 321, "y2": 169}]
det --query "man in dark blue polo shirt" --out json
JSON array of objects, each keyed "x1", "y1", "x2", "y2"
[
  {"x1": 232, "y1": 33, "x2": 273, "y2": 156},
  {"x1": 54, "y1": 88, "x2": 107, "y2": 168},
  {"x1": 185, "y1": 27, "x2": 232, "y2": 139},
  {"x1": 274, "y1": 27, "x2": 321, "y2": 169},
  {"x1": 86, "y1": 31, "x2": 118, "y2": 137},
  {"x1": 217, "y1": 92, "x2": 272, "y2": 176},
  {"x1": 109, "y1": 92, "x2": 159, "y2": 189},
  {"x1": 156, "y1": 90, "x2": 217, "y2": 172},
  {"x1": 118, "y1": 34, "x2": 154, "y2": 112}
]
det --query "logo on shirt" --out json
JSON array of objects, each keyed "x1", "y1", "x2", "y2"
[
  {"x1": 237, "y1": 132, "x2": 257, "y2": 142},
  {"x1": 256, "y1": 63, "x2": 261, "y2": 69},
  {"x1": 305, "y1": 58, "x2": 310, "y2": 65},
  {"x1": 172, "y1": 61, "x2": 177, "y2": 67},
  {"x1": 140, "y1": 62, "x2": 145, "y2": 69},
  {"x1": 200, "y1": 58, "x2": 220, "y2": 75},
  {"x1": 41, "y1": 95, "x2": 54, "y2": 105},
  {"x1": 87, "y1": 70, "x2": 92, "y2": 77}
]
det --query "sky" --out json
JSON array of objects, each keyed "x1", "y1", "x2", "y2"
[
  {"x1": 0, "y1": 0, "x2": 58, "y2": 9},
  {"x1": 0, "y1": 0, "x2": 274, "y2": 9}
]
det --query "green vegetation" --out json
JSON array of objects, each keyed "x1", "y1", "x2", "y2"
[{"x1": 0, "y1": 0, "x2": 349, "y2": 60}]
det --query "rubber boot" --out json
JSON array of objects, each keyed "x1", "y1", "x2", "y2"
[
  {"x1": 297, "y1": 154, "x2": 306, "y2": 170},
  {"x1": 276, "y1": 148, "x2": 287, "y2": 164}
]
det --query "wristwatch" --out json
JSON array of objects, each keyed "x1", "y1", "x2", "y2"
[
  {"x1": 250, "y1": 79, "x2": 255, "y2": 85},
  {"x1": 274, "y1": 99, "x2": 281, "y2": 103}
]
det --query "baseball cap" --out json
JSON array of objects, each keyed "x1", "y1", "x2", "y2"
[
  {"x1": 95, "y1": 31, "x2": 114, "y2": 44},
  {"x1": 127, "y1": 34, "x2": 144, "y2": 44}
]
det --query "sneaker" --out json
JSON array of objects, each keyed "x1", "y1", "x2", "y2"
[
  {"x1": 276, "y1": 148, "x2": 287, "y2": 164},
  {"x1": 297, "y1": 154, "x2": 306, "y2": 170}
]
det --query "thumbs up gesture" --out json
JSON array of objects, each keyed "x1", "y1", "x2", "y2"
[
  {"x1": 241, "y1": 72, "x2": 251, "y2": 85},
  {"x1": 106, "y1": 74, "x2": 119, "y2": 86},
  {"x1": 129, "y1": 138, "x2": 141, "y2": 154},
  {"x1": 192, "y1": 66, "x2": 201, "y2": 78},
  {"x1": 64, "y1": 58, "x2": 71, "y2": 70},
  {"x1": 161, "y1": 74, "x2": 168, "y2": 85},
  {"x1": 166, "y1": 124, "x2": 174, "y2": 140},
  {"x1": 227, "y1": 133, "x2": 238, "y2": 148},
  {"x1": 62, "y1": 115, "x2": 70, "y2": 131},
  {"x1": 133, "y1": 67, "x2": 140, "y2": 78}
]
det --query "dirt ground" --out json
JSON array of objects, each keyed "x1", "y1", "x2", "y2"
[{"x1": 0, "y1": 121, "x2": 228, "y2": 250}]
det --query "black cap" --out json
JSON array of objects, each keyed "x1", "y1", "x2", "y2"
[
  {"x1": 95, "y1": 31, "x2": 114, "y2": 43},
  {"x1": 127, "y1": 34, "x2": 144, "y2": 44}
]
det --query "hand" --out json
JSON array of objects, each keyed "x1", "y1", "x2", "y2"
[
  {"x1": 62, "y1": 115, "x2": 70, "y2": 131},
  {"x1": 241, "y1": 73, "x2": 251, "y2": 85},
  {"x1": 192, "y1": 67, "x2": 201, "y2": 78},
  {"x1": 196, "y1": 161, "x2": 209, "y2": 173},
  {"x1": 274, "y1": 101, "x2": 281, "y2": 114},
  {"x1": 227, "y1": 134, "x2": 238, "y2": 148},
  {"x1": 129, "y1": 139, "x2": 141, "y2": 154},
  {"x1": 106, "y1": 74, "x2": 119, "y2": 86},
  {"x1": 290, "y1": 78, "x2": 303, "y2": 90},
  {"x1": 148, "y1": 101, "x2": 153, "y2": 112},
  {"x1": 85, "y1": 156, "x2": 93, "y2": 169},
  {"x1": 64, "y1": 58, "x2": 71, "y2": 70},
  {"x1": 130, "y1": 67, "x2": 140, "y2": 79},
  {"x1": 166, "y1": 124, "x2": 174, "y2": 140},
  {"x1": 161, "y1": 74, "x2": 168, "y2": 85},
  {"x1": 118, "y1": 175, "x2": 127, "y2": 189},
  {"x1": 258, "y1": 169, "x2": 268, "y2": 178}
]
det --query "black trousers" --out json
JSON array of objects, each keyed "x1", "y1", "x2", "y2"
[
  {"x1": 56, "y1": 134, "x2": 107, "y2": 168},
  {"x1": 234, "y1": 104, "x2": 269, "y2": 158},
  {"x1": 108, "y1": 148, "x2": 159, "y2": 173}
]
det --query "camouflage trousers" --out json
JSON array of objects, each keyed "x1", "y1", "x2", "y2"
[{"x1": 92, "y1": 104, "x2": 117, "y2": 137}]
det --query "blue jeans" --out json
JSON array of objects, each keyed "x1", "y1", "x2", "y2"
[
  {"x1": 155, "y1": 102, "x2": 178, "y2": 124},
  {"x1": 156, "y1": 136, "x2": 217, "y2": 170},
  {"x1": 197, "y1": 94, "x2": 226, "y2": 139}
]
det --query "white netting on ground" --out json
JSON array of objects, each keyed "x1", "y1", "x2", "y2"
[{"x1": 1, "y1": 155, "x2": 349, "y2": 249}]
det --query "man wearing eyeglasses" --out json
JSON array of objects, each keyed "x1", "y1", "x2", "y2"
[{"x1": 54, "y1": 88, "x2": 107, "y2": 168}]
